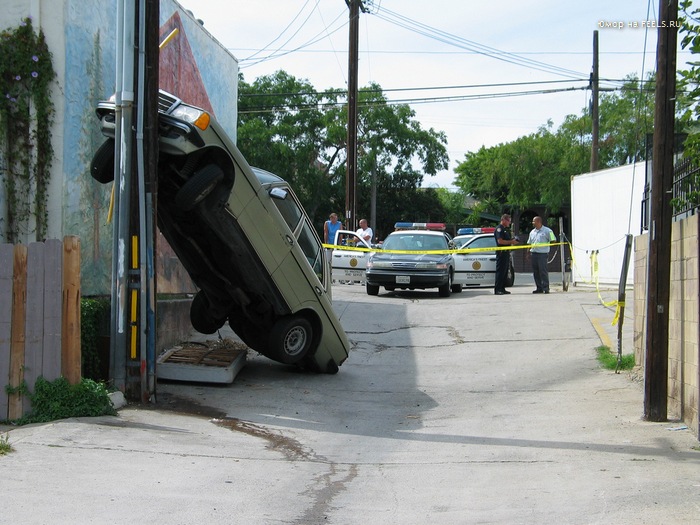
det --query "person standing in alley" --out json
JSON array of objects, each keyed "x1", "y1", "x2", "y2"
[
  {"x1": 324, "y1": 213, "x2": 343, "y2": 245},
  {"x1": 527, "y1": 216, "x2": 556, "y2": 294},
  {"x1": 494, "y1": 214, "x2": 518, "y2": 295},
  {"x1": 356, "y1": 218, "x2": 373, "y2": 244}
]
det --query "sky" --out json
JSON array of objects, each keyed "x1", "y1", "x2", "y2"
[{"x1": 175, "y1": 0, "x2": 687, "y2": 189}]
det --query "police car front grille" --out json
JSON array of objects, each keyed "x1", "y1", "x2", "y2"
[{"x1": 392, "y1": 262, "x2": 418, "y2": 269}]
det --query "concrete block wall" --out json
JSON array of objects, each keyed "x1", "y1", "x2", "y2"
[{"x1": 634, "y1": 214, "x2": 699, "y2": 437}]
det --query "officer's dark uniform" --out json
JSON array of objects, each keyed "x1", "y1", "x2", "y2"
[{"x1": 494, "y1": 224, "x2": 512, "y2": 294}]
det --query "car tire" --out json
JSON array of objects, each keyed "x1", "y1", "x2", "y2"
[
  {"x1": 190, "y1": 291, "x2": 225, "y2": 334},
  {"x1": 438, "y1": 272, "x2": 453, "y2": 297},
  {"x1": 90, "y1": 139, "x2": 115, "y2": 184},
  {"x1": 366, "y1": 283, "x2": 379, "y2": 296},
  {"x1": 268, "y1": 315, "x2": 313, "y2": 364},
  {"x1": 175, "y1": 164, "x2": 224, "y2": 211},
  {"x1": 451, "y1": 283, "x2": 462, "y2": 293}
]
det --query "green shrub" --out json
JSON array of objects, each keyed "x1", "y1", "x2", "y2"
[
  {"x1": 15, "y1": 376, "x2": 116, "y2": 424},
  {"x1": 81, "y1": 297, "x2": 110, "y2": 381}
]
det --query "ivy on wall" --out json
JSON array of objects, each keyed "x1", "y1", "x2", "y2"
[{"x1": 0, "y1": 17, "x2": 55, "y2": 243}]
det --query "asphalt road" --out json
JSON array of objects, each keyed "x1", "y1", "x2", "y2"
[{"x1": 2, "y1": 277, "x2": 699, "y2": 524}]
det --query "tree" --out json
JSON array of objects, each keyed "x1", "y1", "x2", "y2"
[
  {"x1": 454, "y1": 75, "x2": 655, "y2": 214},
  {"x1": 237, "y1": 73, "x2": 449, "y2": 238}
]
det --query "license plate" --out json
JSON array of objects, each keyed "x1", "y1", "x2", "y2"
[{"x1": 396, "y1": 275, "x2": 410, "y2": 284}]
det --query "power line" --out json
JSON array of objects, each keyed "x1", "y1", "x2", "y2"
[
  {"x1": 238, "y1": 78, "x2": 649, "y2": 101},
  {"x1": 238, "y1": 83, "x2": 596, "y2": 114},
  {"x1": 370, "y1": 6, "x2": 587, "y2": 79}
]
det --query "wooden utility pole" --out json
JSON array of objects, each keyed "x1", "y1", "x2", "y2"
[
  {"x1": 590, "y1": 30, "x2": 599, "y2": 172},
  {"x1": 345, "y1": 0, "x2": 364, "y2": 231},
  {"x1": 644, "y1": 0, "x2": 678, "y2": 421}
]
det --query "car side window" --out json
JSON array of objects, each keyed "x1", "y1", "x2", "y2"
[
  {"x1": 270, "y1": 188, "x2": 303, "y2": 231},
  {"x1": 468, "y1": 237, "x2": 496, "y2": 251},
  {"x1": 270, "y1": 186, "x2": 325, "y2": 282},
  {"x1": 298, "y1": 221, "x2": 324, "y2": 278}
]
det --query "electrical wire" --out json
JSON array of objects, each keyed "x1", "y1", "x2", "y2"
[
  {"x1": 370, "y1": 6, "x2": 587, "y2": 80},
  {"x1": 243, "y1": 0, "x2": 316, "y2": 63},
  {"x1": 241, "y1": 7, "x2": 347, "y2": 69}
]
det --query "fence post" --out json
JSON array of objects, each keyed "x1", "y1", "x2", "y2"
[
  {"x1": 62, "y1": 236, "x2": 81, "y2": 384},
  {"x1": 0, "y1": 244, "x2": 13, "y2": 420},
  {"x1": 9, "y1": 245, "x2": 28, "y2": 420}
]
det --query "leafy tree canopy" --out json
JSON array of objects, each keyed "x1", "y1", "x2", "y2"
[
  {"x1": 237, "y1": 72, "x2": 449, "y2": 238},
  {"x1": 453, "y1": 75, "x2": 654, "y2": 215}
]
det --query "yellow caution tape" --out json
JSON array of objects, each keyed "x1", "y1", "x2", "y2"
[{"x1": 322, "y1": 242, "x2": 564, "y2": 255}]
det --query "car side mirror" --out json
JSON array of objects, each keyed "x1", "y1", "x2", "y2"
[{"x1": 269, "y1": 187, "x2": 287, "y2": 200}]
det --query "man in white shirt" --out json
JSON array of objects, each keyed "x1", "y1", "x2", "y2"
[
  {"x1": 356, "y1": 219, "x2": 373, "y2": 244},
  {"x1": 527, "y1": 216, "x2": 556, "y2": 294}
]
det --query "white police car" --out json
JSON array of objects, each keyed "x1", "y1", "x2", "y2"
[
  {"x1": 452, "y1": 228, "x2": 515, "y2": 288},
  {"x1": 330, "y1": 229, "x2": 372, "y2": 283}
]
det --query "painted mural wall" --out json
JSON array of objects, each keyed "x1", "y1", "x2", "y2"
[{"x1": 0, "y1": 0, "x2": 239, "y2": 296}]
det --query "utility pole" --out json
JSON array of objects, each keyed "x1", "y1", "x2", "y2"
[
  {"x1": 644, "y1": 0, "x2": 678, "y2": 421},
  {"x1": 590, "y1": 30, "x2": 599, "y2": 172},
  {"x1": 111, "y1": 0, "x2": 159, "y2": 402},
  {"x1": 345, "y1": 0, "x2": 365, "y2": 232}
]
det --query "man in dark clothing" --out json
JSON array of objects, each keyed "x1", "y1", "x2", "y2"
[{"x1": 493, "y1": 214, "x2": 518, "y2": 295}]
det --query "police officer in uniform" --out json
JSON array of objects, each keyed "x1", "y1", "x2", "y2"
[{"x1": 494, "y1": 214, "x2": 518, "y2": 295}]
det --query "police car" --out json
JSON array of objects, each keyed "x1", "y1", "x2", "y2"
[
  {"x1": 330, "y1": 229, "x2": 372, "y2": 283},
  {"x1": 365, "y1": 224, "x2": 458, "y2": 296},
  {"x1": 452, "y1": 228, "x2": 515, "y2": 288}
]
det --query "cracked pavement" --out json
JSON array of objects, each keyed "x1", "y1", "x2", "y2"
[{"x1": 2, "y1": 277, "x2": 699, "y2": 524}]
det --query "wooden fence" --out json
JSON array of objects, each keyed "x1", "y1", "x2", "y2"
[{"x1": 0, "y1": 237, "x2": 81, "y2": 420}]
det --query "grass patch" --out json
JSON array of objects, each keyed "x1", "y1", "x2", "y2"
[
  {"x1": 596, "y1": 345, "x2": 635, "y2": 370},
  {"x1": 0, "y1": 433, "x2": 13, "y2": 455}
]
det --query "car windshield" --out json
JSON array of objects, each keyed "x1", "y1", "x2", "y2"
[{"x1": 383, "y1": 233, "x2": 447, "y2": 251}]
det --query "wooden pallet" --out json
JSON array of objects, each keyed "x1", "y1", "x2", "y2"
[{"x1": 157, "y1": 339, "x2": 248, "y2": 383}]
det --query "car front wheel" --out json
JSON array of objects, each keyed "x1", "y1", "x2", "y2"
[
  {"x1": 438, "y1": 272, "x2": 453, "y2": 297},
  {"x1": 268, "y1": 315, "x2": 313, "y2": 364}
]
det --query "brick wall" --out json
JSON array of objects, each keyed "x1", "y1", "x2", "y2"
[{"x1": 634, "y1": 214, "x2": 699, "y2": 437}]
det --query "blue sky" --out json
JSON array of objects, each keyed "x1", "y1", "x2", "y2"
[{"x1": 176, "y1": 0, "x2": 686, "y2": 188}]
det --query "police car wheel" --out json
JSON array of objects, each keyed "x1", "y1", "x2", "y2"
[
  {"x1": 438, "y1": 273, "x2": 452, "y2": 297},
  {"x1": 366, "y1": 283, "x2": 380, "y2": 296}
]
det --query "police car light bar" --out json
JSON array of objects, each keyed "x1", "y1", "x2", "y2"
[
  {"x1": 457, "y1": 227, "x2": 496, "y2": 235},
  {"x1": 394, "y1": 222, "x2": 446, "y2": 231}
]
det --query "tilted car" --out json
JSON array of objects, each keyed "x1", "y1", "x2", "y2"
[
  {"x1": 90, "y1": 90, "x2": 349, "y2": 373},
  {"x1": 453, "y1": 232, "x2": 515, "y2": 289},
  {"x1": 365, "y1": 229, "x2": 462, "y2": 297}
]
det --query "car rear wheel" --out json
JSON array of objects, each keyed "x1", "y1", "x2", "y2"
[
  {"x1": 438, "y1": 272, "x2": 453, "y2": 297},
  {"x1": 451, "y1": 283, "x2": 462, "y2": 293},
  {"x1": 366, "y1": 283, "x2": 379, "y2": 295},
  {"x1": 268, "y1": 315, "x2": 313, "y2": 364},
  {"x1": 175, "y1": 164, "x2": 224, "y2": 211},
  {"x1": 190, "y1": 291, "x2": 225, "y2": 334},
  {"x1": 90, "y1": 139, "x2": 115, "y2": 184}
]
